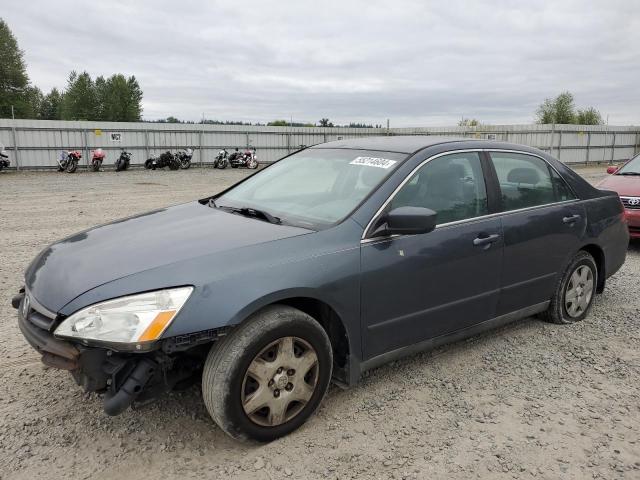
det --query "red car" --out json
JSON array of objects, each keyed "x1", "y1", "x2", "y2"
[{"x1": 598, "y1": 153, "x2": 640, "y2": 239}]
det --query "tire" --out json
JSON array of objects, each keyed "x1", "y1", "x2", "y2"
[
  {"x1": 540, "y1": 250, "x2": 597, "y2": 324},
  {"x1": 202, "y1": 305, "x2": 332, "y2": 442},
  {"x1": 91, "y1": 160, "x2": 101, "y2": 172},
  {"x1": 115, "y1": 159, "x2": 125, "y2": 172},
  {"x1": 248, "y1": 159, "x2": 258, "y2": 169},
  {"x1": 144, "y1": 159, "x2": 153, "y2": 170},
  {"x1": 58, "y1": 164, "x2": 65, "y2": 172},
  {"x1": 66, "y1": 160, "x2": 78, "y2": 173},
  {"x1": 180, "y1": 159, "x2": 191, "y2": 170},
  {"x1": 220, "y1": 160, "x2": 228, "y2": 169},
  {"x1": 169, "y1": 160, "x2": 180, "y2": 170}
]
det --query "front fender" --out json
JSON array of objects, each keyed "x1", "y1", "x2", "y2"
[{"x1": 58, "y1": 219, "x2": 364, "y2": 356}]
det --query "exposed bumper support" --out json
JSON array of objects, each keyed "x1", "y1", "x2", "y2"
[{"x1": 103, "y1": 358, "x2": 157, "y2": 415}]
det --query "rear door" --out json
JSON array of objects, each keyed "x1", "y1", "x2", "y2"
[
  {"x1": 486, "y1": 151, "x2": 585, "y2": 315},
  {"x1": 360, "y1": 151, "x2": 504, "y2": 359}
]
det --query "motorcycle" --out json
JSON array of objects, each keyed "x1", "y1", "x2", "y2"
[
  {"x1": 213, "y1": 149, "x2": 228, "y2": 169},
  {"x1": 229, "y1": 148, "x2": 259, "y2": 169},
  {"x1": 176, "y1": 148, "x2": 193, "y2": 169},
  {"x1": 115, "y1": 150, "x2": 132, "y2": 172},
  {"x1": 57, "y1": 150, "x2": 81, "y2": 173},
  {"x1": 91, "y1": 149, "x2": 105, "y2": 172},
  {"x1": 144, "y1": 151, "x2": 180, "y2": 170},
  {"x1": 0, "y1": 146, "x2": 9, "y2": 171}
]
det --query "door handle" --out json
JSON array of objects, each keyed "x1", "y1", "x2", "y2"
[
  {"x1": 562, "y1": 214, "x2": 581, "y2": 224},
  {"x1": 473, "y1": 234, "x2": 500, "y2": 247}
]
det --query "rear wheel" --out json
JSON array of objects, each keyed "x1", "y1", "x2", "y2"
[
  {"x1": 202, "y1": 305, "x2": 332, "y2": 442},
  {"x1": 540, "y1": 251, "x2": 597, "y2": 324}
]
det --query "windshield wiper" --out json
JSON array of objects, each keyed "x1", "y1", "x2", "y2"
[
  {"x1": 617, "y1": 172, "x2": 640, "y2": 176},
  {"x1": 228, "y1": 207, "x2": 282, "y2": 224},
  {"x1": 207, "y1": 198, "x2": 217, "y2": 208}
]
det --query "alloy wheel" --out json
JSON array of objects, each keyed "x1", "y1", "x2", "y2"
[
  {"x1": 564, "y1": 265, "x2": 594, "y2": 318},
  {"x1": 241, "y1": 336, "x2": 319, "y2": 427}
]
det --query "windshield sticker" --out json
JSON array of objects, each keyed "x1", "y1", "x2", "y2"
[{"x1": 350, "y1": 157, "x2": 397, "y2": 169}]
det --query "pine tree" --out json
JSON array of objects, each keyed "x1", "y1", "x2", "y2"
[
  {"x1": 61, "y1": 71, "x2": 97, "y2": 120},
  {"x1": 40, "y1": 88, "x2": 64, "y2": 120},
  {"x1": 0, "y1": 18, "x2": 32, "y2": 118}
]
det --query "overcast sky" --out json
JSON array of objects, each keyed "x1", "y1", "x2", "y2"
[{"x1": 3, "y1": 0, "x2": 639, "y2": 126}]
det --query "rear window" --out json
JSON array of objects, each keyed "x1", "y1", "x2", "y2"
[{"x1": 489, "y1": 152, "x2": 575, "y2": 211}]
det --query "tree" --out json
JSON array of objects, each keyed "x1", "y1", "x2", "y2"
[
  {"x1": 575, "y1": 107, "x2": 603, "y2": 125},
  {"x1": 0, "y1": 18, "x2": 33, "y2": 118},
  {"x1": 268, "y1": 120, "x2": 289, "y2": 126},
  {"x1": 535, "y1": 91, "x2": 603, "y2": 125},
  {"x1": 96, "y1": 74, "x2": 143, "y2": 122},
  {"x1": 40, "y1": 88, "x2": 64, "y2": 120},
  {"x1": 61, "y1": 71, "x2": 97, "y2": 120},
  {"x1": 458, "y1": 118, "x2": 481, "y2": 127},
  {"x1": 318, "y1": 118, "x2": 333, "y2": 127}
]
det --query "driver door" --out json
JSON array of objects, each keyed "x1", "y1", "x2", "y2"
[{"x1": 360, "y1": 152, "x2": 504, "y2": 359}]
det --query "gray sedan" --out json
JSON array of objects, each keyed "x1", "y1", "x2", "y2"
[{"x1": 14, "y1": 136, "x2": 628, "y2": 441}]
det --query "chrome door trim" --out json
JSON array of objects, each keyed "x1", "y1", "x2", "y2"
[{"x1": 361, "y1": 148, "x2": 580, "y2": 242}]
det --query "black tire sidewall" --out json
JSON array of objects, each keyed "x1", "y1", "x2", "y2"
[
  {"x1": 558, "y1": 255, "x2": 597, "y2": 323},
  {"x1": 214, "y1": 315, "x2": 332, "y2": 442}
]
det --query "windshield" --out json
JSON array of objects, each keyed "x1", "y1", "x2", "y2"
[
  {"x1": 215, "y1": 148, "x2": 407, "y2": 229},
  {"x1": 617, "y1": 153, "x2": 640, "y2": 175}
]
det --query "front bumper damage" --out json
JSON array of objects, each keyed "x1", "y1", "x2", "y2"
[{"x1": 13, "y1": 289, "x2": 224, "y2": 415}]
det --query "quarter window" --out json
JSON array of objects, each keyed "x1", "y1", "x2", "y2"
[
  {"x1": 489, "y1": 152, "x2": 575, "y2": 211},
  {"x1": 389, "y1": 152, "x2": 488, "y2": 225}
]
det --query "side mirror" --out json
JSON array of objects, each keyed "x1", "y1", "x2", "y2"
[
  {"x1": 606, "y1": 166, "x2": 618, "y2": 174},
  {"x1": 371, "y1": 207, "x2": 437, "y2": 238}
]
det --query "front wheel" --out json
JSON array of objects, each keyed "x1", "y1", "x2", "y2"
[
  {"x1": 91, "y1": 160, "x2": 101, "y2": 172},
  {"x1": 540, "y1": 251, "x2": 597, "y2": 324},
  {"x1": 144, "y1": 159, "x2": 153, "y2": 170},
  {"x1": 180, "y1": 159, "x2": 191, "y2": 169},
  {"x1": 202, "y1": 305, "x2": 332, "y2": 442},
  {"x1": 115, "y1": 159, "x2": 126, "y2": 172},
  {"x1": 248, "y1": 159, "x2": 259, "y2": 169},
  {"x1": 66, "y1": 159, "x2": 78, "y2": 173}
]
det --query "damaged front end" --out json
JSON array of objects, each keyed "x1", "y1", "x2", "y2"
[{"x1": 13, "y1": 288, "x2": 228, "y2": 415}]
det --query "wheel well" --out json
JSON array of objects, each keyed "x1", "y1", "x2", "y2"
[
  {"x1": 580, "y1": 244, "x2": 606, "y2": 293},
  {"x1": 272, "y1": 297, "x2": 351, "y2": 384}
]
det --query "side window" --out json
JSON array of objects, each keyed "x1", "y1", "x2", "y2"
[
  {"x1": 390, "y1": 152, "x2": 488, "y2": 225},
  {"x1": 490, "y1": 153, "x2": 571, "y2": 211},
  {"x1": 549, "y1": 167, "x2": 576, "y2": 202}
]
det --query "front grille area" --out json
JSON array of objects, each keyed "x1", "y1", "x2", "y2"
[
  {"x1": 23, "y1": 294, "x2": 57, "y2": 332},
  {"x1": 620, "y1": 196, "x2": 640, "y2": 210}
]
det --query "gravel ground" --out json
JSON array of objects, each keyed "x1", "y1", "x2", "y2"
[{"x1": 0, "y1": 166, "x2": 638, "y2": 480}]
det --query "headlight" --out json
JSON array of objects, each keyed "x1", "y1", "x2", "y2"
[{"x1": 55, "y1": 287, "x2": 193, "y2": 346}]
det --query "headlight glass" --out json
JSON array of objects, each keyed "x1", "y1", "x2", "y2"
[{"x1": 55, "y1": 287, "x2": 193, "y2": 344}]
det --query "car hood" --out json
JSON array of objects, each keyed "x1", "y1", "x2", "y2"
[
  {"x1": 25, "y1": 202, "x2": 312, "y2": 312},
  {"x1": 597, "y1": 175, "x2": 640, "y2": 197}
]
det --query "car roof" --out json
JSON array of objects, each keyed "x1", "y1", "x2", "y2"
[{"x1": 311, "y1": 135, "x2": 476, "y2": 154}]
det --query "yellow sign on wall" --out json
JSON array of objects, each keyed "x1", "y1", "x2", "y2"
[{"x1": 94, "y1": 129, "x2": 102, "y2": 136}]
